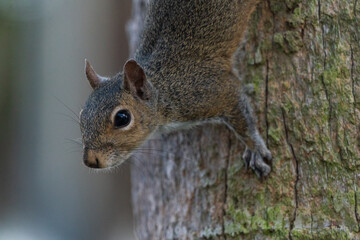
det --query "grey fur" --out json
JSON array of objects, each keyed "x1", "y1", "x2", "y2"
[{"x1": 80, "y1": 0, "x2": 272, "y2": 176}]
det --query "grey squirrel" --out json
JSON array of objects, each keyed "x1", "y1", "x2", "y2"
[{"x1": 80, "y1": 0, "x2": 272, "y2": 177}]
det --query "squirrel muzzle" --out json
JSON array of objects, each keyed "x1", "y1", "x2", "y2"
[
  {"x1": 83, "y1": 148, "x2": 102, "y2": 168},
  {"x1": 83, "y1": 147, "x2": 120, "y2": 169}
]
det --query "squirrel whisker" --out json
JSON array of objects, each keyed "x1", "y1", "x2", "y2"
[{"x1": 54, "y1": 96, "x2": 80, "y2": 121}]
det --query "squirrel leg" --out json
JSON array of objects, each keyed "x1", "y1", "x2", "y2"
[{"x1": 224, "y1": 92, "x2": 272, "y2": 177}]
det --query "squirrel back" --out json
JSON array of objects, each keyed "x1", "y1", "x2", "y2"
[
  {"x1": 136, "y1": 0, "x2": 259, "y2": 70},
  {"x1": 134, "y1": 0, "x2": 260, "y2": 120}
]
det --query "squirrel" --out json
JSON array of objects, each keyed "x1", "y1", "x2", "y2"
[{"x1": 80, "y1": 0, "x2": 272, "y2": 177}]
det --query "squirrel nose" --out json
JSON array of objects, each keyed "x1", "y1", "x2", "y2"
[{"x1": 83, "y1": 148, "x2": 101, "y2": 168}]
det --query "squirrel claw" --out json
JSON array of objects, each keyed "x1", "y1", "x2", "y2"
[{"x1": 242, "y1": 147, "x2": 272, "y2": 177}]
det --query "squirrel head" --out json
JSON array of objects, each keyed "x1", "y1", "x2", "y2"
[{"x1": 80, "y1": 59, "x2": 160, "y2": 169}]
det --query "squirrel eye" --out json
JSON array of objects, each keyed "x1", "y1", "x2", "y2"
[{"x1": 114, "y1": 110, "x2": 131, "y2": 128}]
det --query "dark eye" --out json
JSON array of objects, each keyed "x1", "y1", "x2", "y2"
[{"x1": 114, "y1": 110, "x2": 131, "y2": 128}]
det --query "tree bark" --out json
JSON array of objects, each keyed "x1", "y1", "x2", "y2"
[{"x1": 128, "y1": 0, "x2": 360, "y2": 239}]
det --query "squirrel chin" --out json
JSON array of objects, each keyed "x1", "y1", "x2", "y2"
[{"x1": 105, "y1": 154, "x2": 129, "y2": 169}]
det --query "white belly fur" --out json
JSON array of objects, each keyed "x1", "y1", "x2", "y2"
[{"x1": 157, "y1": 118, "x2": 224, "y2": 134}]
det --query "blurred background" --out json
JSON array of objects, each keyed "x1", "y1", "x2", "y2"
[{"x1": 0, "y1": 0, "x2": 135, "y2": 239}]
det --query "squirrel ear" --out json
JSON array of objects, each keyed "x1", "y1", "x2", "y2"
[
  {"x1": 85, "y1": 59, "x2": 109, "y2": 89},
  {"x1": 123, "y1": 59, "x2": 151, "y2": 100}
]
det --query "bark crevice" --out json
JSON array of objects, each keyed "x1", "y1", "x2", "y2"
[
  {"x1": 264, "y1": 0, "x2": 275, "y2": 148},
  {"x1": 350, "y1": 44, "x2": 356, "y2": 108},
  {"x1": 318, "y1": 0, "x2": 333, "y2": 134},
  {"x1": 281, "y1": 108, "x2": 299, "y2": 240},
  {"x1": 221, "y1": 136, "x2": 231, "y2": 239},
  {"x1": 265, "y1": 59, "x2": 270, "y2": 146},
  {"x1": 355, "y1": 175, "x2": 360, "y2": 231},
  {"x1": 354, "y1": 0, "x2": 360, "y2": 49}
]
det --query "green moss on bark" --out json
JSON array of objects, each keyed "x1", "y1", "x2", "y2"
[{"x1": 225, "y1": 0, "x2": 360, "y2": 239}]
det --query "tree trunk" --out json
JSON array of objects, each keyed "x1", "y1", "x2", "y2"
[{"x1": 128, "y1": 0, "x2": 360, "y2": 239}]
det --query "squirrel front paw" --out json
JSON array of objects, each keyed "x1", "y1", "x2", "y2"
[{"x1": 242, "y1": 147, "x2": 272, "y2": 177}]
